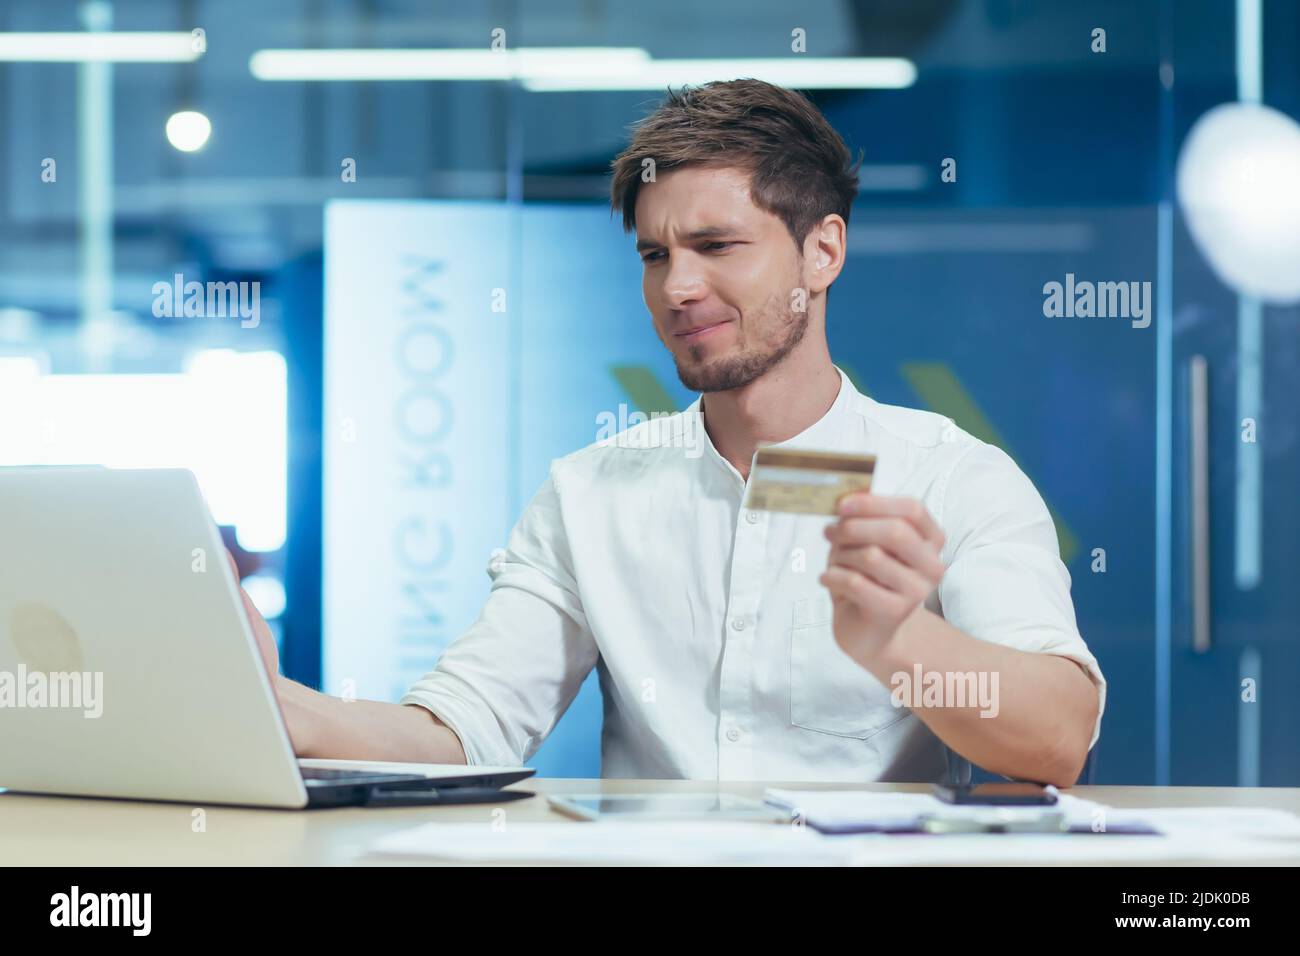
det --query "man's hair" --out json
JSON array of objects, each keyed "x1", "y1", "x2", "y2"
[{"x1": 609, "y1": 78, "x2": 861, "y2": 251}]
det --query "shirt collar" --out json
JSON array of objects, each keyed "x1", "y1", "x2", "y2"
[{"x1": 690, "y1": 365, "x2": 857, "y2": 477}]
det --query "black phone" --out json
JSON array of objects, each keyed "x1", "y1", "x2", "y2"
[{"x1": 932, "y1": 782, "x2": 1057, "y2": 806}]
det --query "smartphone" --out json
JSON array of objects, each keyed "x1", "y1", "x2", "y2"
[{"x1": 932, "y1": 782, "x2": 1057, "y2": 806}]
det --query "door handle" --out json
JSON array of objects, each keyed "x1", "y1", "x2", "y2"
[{"x1": 1189, "y1": 355, "x2": 1211, "y2": 654}]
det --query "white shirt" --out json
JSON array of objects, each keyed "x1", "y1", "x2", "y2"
[{"x1": 401, "y1": 366, "x2": 1106, "y2": 781}]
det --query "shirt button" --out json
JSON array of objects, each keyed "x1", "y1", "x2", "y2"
[
  {"x1": 730, "y1": 618, "x2": 747, "y2": 632},
  {"x1": 745, "y1": 510, "x2": 760, "y2": 524},
  {"x1": 726, "y1": 727, "x2": 741, "y2": 742}
]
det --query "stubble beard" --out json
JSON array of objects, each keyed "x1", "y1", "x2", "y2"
[{"x1": 673, "y1": 293, "x2": 810, "y2": 393}]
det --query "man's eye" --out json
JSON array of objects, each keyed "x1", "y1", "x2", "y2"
[
  {"x1": 704, "y1": 241, "x2": 733, "y2": 252},
  {"x1": 640, "y1": 250, "x2": 666, "y2": 263}
]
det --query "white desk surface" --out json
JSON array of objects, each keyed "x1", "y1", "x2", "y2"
[{"x1": 3, "y1": 778, "x2": 1298, "y2": 866}]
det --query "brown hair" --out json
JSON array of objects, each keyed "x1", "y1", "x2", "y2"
[{"x1": 609, "y1": 79, "x2": 861, "y2": 251}]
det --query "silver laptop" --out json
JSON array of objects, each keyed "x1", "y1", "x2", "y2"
[{"x1": 0, "y1": 466, "x2": 533, "y2": 808}]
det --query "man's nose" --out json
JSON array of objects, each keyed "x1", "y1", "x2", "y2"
[{"x1": 662, "y1": 254, "x2": 708, "y2": 308}]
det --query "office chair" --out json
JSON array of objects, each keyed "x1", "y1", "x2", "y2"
[{"x1": 943, "y1": 745, "x2": 1097, "y2": 787}]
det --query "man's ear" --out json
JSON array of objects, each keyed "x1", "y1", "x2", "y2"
[{"x1": 804, "y1": 214, "x2": 847, "y2": 295}]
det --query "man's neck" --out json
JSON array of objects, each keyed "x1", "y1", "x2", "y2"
[{"x1": 700, "y1": 346, "x2": 842, "y2": 482}]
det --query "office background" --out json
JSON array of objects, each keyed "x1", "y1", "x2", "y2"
[{"x1": 1, "y1": 0, "x2": 1297, "y2": 786}]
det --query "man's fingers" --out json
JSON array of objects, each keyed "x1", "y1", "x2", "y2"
[
  {"x1": 825, "y1": 517, "x2": 945, "y2": 581},
  {"x1": 836, "y1": 493, "x2": 945, "y2": 547},
  {"x1": 819, "y1": 565, "x2": 907, "y2": 617},
  {"x1": 829, "y1": 544, "x2": 936, "y2": 601}
]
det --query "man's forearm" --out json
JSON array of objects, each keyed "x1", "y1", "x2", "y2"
[
  {"x1": 854, "y1": 608, "x2": 1098, "y2": 787},
  {"x1": 275, "y1": 677, "x2": 468, "y2": 765}
]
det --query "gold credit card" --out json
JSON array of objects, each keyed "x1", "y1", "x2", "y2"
[{"x1": 743, "y1": 447, "x2": 876, "y2": 516}]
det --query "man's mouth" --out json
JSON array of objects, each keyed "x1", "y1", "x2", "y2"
[{"x1": 674, "y1": 320, "x2": 730, "y2": 342}]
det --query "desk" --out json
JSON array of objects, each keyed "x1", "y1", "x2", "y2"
[{"x1": 2, "y1": 779, "x2": 1298, "y2": 865}]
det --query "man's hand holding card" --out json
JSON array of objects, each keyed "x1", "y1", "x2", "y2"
[
  {"x1": 743, "y1": 447, "x2": 947, "y2": 663},
  {"x1": 820, "y1": 492, "x2": 946, "y2": 664}
]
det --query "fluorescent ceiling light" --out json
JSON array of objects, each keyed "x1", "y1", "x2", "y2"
[
  {"x1": 0, "y1": 32, "x2": 199, "y2": 62},
  {"x1": 523, "y1": 57, "x2": 917, "y2": 91},
  {"x1": 250, "y1": 47, "x2": 651, "y2": 81},
  {"x1": 248, "y1": 49, "x2": 915, "y2": 90}
]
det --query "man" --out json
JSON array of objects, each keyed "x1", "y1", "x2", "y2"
[{"x1": 245, "y1": 79, "x2": 1104, "y2": 786}]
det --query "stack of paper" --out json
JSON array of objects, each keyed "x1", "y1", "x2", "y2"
[
  {"x1": 765, "y1": 787, "x2": 1110, "y2": 832},
  {"x1": 762, "y1": 788, "x2": 1300, "y2": 864},
  {"x1": 765, "y1": 787, "x2": 1300, "y2": 834}
]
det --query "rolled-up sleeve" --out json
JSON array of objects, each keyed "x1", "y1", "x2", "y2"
[
  {"x1": 935, "y1": 442, "x2": 1106, "y2": 751},
  {"x1": 400, "y1": 469, "x2": 598, "y2": 766}
]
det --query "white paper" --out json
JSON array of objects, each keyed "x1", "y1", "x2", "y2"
[
  {"x1": 765, "y1": 788, "x2": 946, "y2": 829},
  {"x1": 368, "y1": 821, "x2": 855, "y2": 865},
  {"x1": 846, "y1": 830, "x2": 1300, "y2": 865},
  {"x1": 1102, "y1": 806, "x2": 1300, "y2": 838},
  {"x1": 365, "y1": 789, "x2": 1300, "y2": 866}
]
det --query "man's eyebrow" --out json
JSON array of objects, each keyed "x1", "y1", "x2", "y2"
[{"x1": 635, "y1": 226, "x2": 741, "y2": 252}]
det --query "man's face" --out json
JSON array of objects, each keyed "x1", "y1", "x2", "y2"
[{"x1": 635, "y1": 165, "x2": 808, "y2": 393}]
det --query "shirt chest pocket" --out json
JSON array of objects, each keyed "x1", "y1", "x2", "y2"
[{"x1": 788, "y1": 594, "x2": 911, "y2": 739}]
